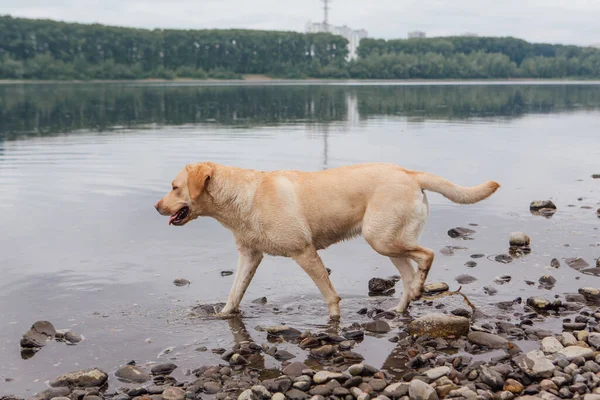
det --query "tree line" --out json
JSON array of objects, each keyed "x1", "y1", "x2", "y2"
[{"x1": 1, "y1": 15, "x2": 599, "y2": 80}]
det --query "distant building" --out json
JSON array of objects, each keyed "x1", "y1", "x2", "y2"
[
  {"x1": 305, "y1": 21, "x2": 368, "y2": 60},
  {"x1": 408, "y1": 31, "x2": 426, "y2": 39}
]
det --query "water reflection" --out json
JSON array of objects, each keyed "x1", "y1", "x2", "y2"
[{"x1": 2, "y1": 84, "x2": 600, "y2": 139}]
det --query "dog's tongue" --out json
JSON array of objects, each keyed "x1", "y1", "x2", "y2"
[{"x1": 169, "y1": 214, "x2": 177, "y2": 225}]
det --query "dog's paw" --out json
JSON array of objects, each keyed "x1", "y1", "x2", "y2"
[{"x1": 409, "y1": 285, "x2": 424, "y2": 301}]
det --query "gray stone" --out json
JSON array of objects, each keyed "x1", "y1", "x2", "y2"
[
  {"x1": 383, "y1": 383, "x2": 409, "y2": 399},
  {"x1": 513, "y1": 350, "x2": 555, "y2": 378},
  {"x1": 204, "y1": 382, "x2": 222, "y2": 394},
  {"x1": 424, "y1": 366, "x2": 450, "y2": 380},
  {"x1": 115, "y1": 365, "x2": 151, "y2": 383},
  {"x1": 408, "y1": 313, "x2": 469, "y2": 338},
  {"x1": 455, "y1": 274, "x2": 477, "y2": 284},
  {"x1": 364, "y1": 320, "x2": 390, "y2": 334},
  {"x1": 467, "y1": 331, "x2": 509, "y2": 349},
  {"x1": 368, "y1": 278, "x2": 396, "y2": 295},
  {"x1": 588, "y1": 332, "x2": 600, "y2": 349},
  {"x1": 541, "y1": 336, "x2": 564, "y2": 354},
  {"x1": 408, "y1": 380, "x2": 438, "y2": 400},
  {"x1": 556, "y1": 346, "x2": 594, "y2": 361},
  {"x1": 50, "y1": 368, "x2": 108, "y2": 388},
  {"x1": 251, "y1": 385, "x2": 272, "y2": 400},
  {"x1": 312, "y1": 371, "x2": 344, "y2": 384},
  {"x1": 530, "y1": 200, "x2": 557, "y2": 211},
  {"x1": 238, "y1": 389, "x2": 256, "y2": 400},
  {"x1": 285, "y1": 389, "x2": 308, "y2": 400},
  {"x1": 310, "y1": 345, "x2": 334, "y2": 359},
  {"x1": 479, "y1": 366, "x2": 504, "y2": 391},
  {"x1": 282, "y1": 362, "x2": 309, "y2": 378},
  {"x1": 271, "y1": 394, "x2": 285, "y2": 400},
  {"x1": 151, "y1": 363, "x2": 177, "y2": 375},
  {"x1": 579, "y1": 287, "x2": 600, "y2": 300}
]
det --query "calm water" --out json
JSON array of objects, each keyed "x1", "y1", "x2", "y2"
[{"x1": 1, "y1": 82, "x2": 600, "y2": 395}]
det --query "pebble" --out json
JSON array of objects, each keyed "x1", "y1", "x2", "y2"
[
  {"x1": 424, "y1": 366, "x2": 450, "y2": 380},
  {"x1": 50, "y1": 368, "x2": 108, "y2": 388},
  {"x1": 455, "y1": 274, "x2": 477, "y2": 284},
  {"x1": 503, "y1": 379, "x2": 524, "y2": 394},
  {"x1": 115, "y1": 365, "x2": 151, "y2": 383},
  {"x1": 408, "y1": 379, "x2": 439, "y2": 400},
  {"x1": 151, "y1": 363, "x2": 177, "y2": 375},
  {"x1": 364, "y1": 320, "x2": 391, "y2": 334},
  {"x1": 266, "y1": 326, "x2": 302, "y2": 340},
  {"x1": 513, "y1": 350, "x2": 555, "y2": 378},
  {"x1": 310, "y1": 345, "x2": 335, "y2": 359},
  {"x1": 408, "y1": 313, "x2": 469, "y2": 338},
  {"x1": 368, "y1": 277, "x2": 396, "y2": 296},
  {"x1": 173, "y1": 278, "x2": 190, "y2": 286},
  {"x1": 541, "y1": 336, "x2": 564, "y2": 354},
  {"x1": 467, "y1": 331, "x2": 509, "y2": 349},
  {"x1": 312, "y1": 371, "x2": 344, "y2": 384},
  {"x1": 423, "y1": 282, "x2": 449, "y2": 294},
  {"x1": 556, "y1": 346, "x2": 594, "y2": 361}
]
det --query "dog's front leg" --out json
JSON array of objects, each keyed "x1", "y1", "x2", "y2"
[{"x1": 220, "y1": 248, "x2": 263, "y2": 316}]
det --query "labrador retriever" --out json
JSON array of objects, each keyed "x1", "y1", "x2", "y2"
[{"x1": 155, "y1": 162, "x2": 499, "y2": 319}]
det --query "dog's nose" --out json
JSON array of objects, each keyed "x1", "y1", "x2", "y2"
[{"x1": 154, "y1": 201, "x2": 160, "y2": 211}]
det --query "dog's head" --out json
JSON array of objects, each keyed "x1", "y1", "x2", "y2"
[{"x1": 155, "y1": 163, "x2": 213, "y2": 226}]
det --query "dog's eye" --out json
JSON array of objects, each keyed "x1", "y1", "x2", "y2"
[{"x1": 172, "y1": 186, "x2": 178, "y2": 191}]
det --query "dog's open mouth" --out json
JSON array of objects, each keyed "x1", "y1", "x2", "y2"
[{"x1": 169, "y1": 206, "x2": 190, "y2": 226}]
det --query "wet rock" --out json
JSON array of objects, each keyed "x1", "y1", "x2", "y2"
[
  {"x1": 439, "y1": 246, "x2": 467, "y2": 256},
  {"x1": 191, "y1": 303, "x2": 224, "y2": 316},
  {"x1": 465, "y1": 261, "x2": 477, "y2": 268},
  {"x1": 408, "y1": 313, "x2": 469, "y2": 338},
  {"x1": 527, "y1": 297, "x2": 552, "y2": 311},
  {"x1": 494, "y1": 275, "x2": 512, "y2": 284},
  {"x1": 513, "y1": 350, "x2": 555, "y2": 378},
  {"x1": 115, "y1": 365, "x2": 151, "y2": 383},
  {"x1": 343, "y1": 330, "x2": 364, "y2": 341},
  {"x1": 313, "y1": 371, "x2": 345, "y2": 384},
  {"x1": 550, "y1": 258, "x2": 560, "y2": 268},
  {"x1": 579, "y1": 287, "x2": 600, "y2": 301},
  {"x1": 220, "y1": 270, "x2": 234, "y2": 276},
  {"x1": 274, "y1": 350, "x2": 295, "y2": 361},
  {"x1": 252, "y1": 297, "x2": 267, "y2": 305},
  {"x1": 509, "y1": 232, "x2": 531, "y2": 247},
  {"x1": 451, "y1": 308, "x2": 472, "y2": 317},
  {"x1": 541, "y1": 336, "x2": 564, "y2": 354},
  {"x1": 566, "y1": 257, "x2": 590, "y2": 270},
  {"x1": 229, "y1": 353, "x2": 249, "y2": 365},
  {"x1": 163, "y1": 387, "x2": 185, "y2": 400},
  {"x1": 423, "y1": 282, "x2": 449, "y2": 294},
  {"x1": 364, "y1": 320, "x2": 390, "y2": 334},
  {"x1": 348, "y1": 364, "x2": 378, "y2": 377},
  {"x1": 556, "y1": 346, "x2": 594, "y2": 361},
  {"x1": 173, "y1": 278, "x2": 190, "y2": 287},
  {"x1": 455, "y1": 274, "x2": 477, "y2": 284},
  {"x1": 151, "y1": 363, "x2": 177, "y2": 375},
  {"x1": 563, "y1": 322, "x2": 586, "y2": 330},
  {"x1": 530, "y1": 200, "x2": 557, "y2": 213},
  {"x1": 588, "y1": 332, "x2": 600, "y2": 349},
  {"x1": 20, "y1": 321, "x2": 56, "y2": 348},
  {"x1": 448, "y1": 227, "x2": 475, "y2": 239},
  {"x1": 408, "y1": 379, "x2": 438, "y2": 400},
  {"x1": 51, "y1": 368, "x2": 108, "y2": 388},
  {"x1": 479, "y1": 366, "x2": 504, "y2": 391},
  {"x1": 467, "y1": 331, "x2": 509, "y2": 349},
  {"x1": 494, "y1": 255, "x2": 513, "y2": 264},
  {"x1": 539, "y1": 275, "x2": 556, "y2": 288},
  {"x1": 593, "y1": 174, "x2": 600, "y2": 179},
  {"x1": 63, "y1": 331, "x2": 83, "y2": 345},
  {"x1": 310, "y1": 345, "x2": 334, "y2": 359},
  {"x1": 368, "y1": 278, "x2": 396, "y2": 296},
  {"x1": 484, "y1": 286, "x2": 498, "y2": 295},
  {"x1": 566, "y1": 293, "x2": 587, "y2": 303},
  {"x1": 266, "y1": 326, "x2": 302, "y2": 340}
]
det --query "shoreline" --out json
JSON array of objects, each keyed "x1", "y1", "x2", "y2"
[{"x1": 2, "y1": 76, "x2": 600, "y2": 86}]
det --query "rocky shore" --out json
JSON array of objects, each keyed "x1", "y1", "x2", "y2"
[{"x1": 3, "y1": 198, "x2": 600, "y2": 400}]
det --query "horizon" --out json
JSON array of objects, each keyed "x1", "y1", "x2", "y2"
[{"x1": 1, "y1": 0, "x2": 599, "y2": 47}]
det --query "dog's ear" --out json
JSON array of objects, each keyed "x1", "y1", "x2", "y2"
[{"x1": 186, "y1": 163, "x2": 212, "y2": 200}]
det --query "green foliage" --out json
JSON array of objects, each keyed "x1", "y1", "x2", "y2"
[{"x1": 0, "y1": 15, "x2": 599, "y2": 80}]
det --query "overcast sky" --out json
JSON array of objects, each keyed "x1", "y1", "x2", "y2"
[{"x1": 2, "y1": 0, "x2": 599, "y2": 46}]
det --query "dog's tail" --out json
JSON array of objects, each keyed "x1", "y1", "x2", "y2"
[{"x1": 413, "y1": 172, "x2": 500, "y2": 204}]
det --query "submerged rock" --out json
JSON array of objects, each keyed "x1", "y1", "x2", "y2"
[
  {"x1": 20, "y1": 321, "x2": 56, "y2": 349},
  {"x1": 173, "y1": 278, "x2": 190, "y2": 287},
  {"x1": 467, "y1": 331, "x2": 509, "y2": 349},
  {"x1": 448, "y1": 227, "x2": 475, "y2": 239},
  {"x1": 368, "y1": 278, "x2": 396, "y2": 296},
  {"x1": 494, "y1": 255, "x2": 513, "y2": 264},
  {"x1": 266, "y1": 326, "x2": 302, "y2": 340},
  {"x1": 364, "y1": 320, "x2": 390, "y2": 334},
  {"x1": 51, "y1": 368, "x2": 108, "y2": 388},
  {"x1": 115, "y1": 365, "x2": 151, "y2": 383},
  {"x1": 408, "y1": 313, "x2": 469, "y2": 338},
  {"x1": 579, "y1": 287, "x2": 600, "y2": 301},
  {"x1": 550, "y1": 258, "x2": 560, "y2": 268},
  {"x1": 530, "y1": 200, "x2": 557, "y2": 217},
  {"x1": 455, "y1": 274, "x2": 477, "y2": 284}
]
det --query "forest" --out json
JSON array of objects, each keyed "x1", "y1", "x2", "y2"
[{"x1": 1, "y1": 15, "x2": 600, "y2": 80}]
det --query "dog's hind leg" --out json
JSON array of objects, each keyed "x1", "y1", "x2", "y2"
[
  {"x1": 220, "y1": 248, "x2": 263, "y2": 316},
  {"x1": 293, "y1": 248, "x2": 341, "y2": 320},
  {"x1": 389, "y1": 256, "x2": 415, "y2": 313}
]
